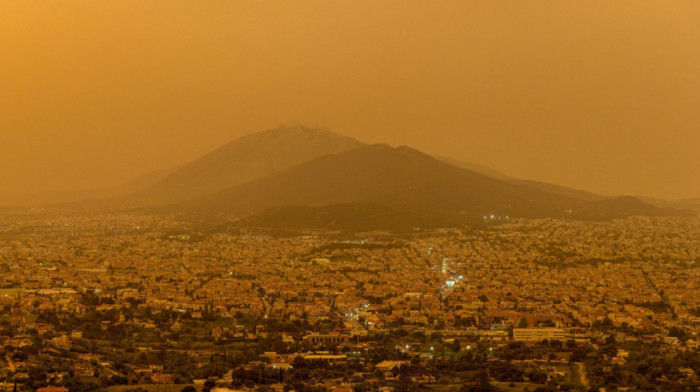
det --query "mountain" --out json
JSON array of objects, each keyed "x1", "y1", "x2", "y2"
[
  {"x1": 131, "y1": 126, "x2": 365, "y2": 204},
  {"x1": 0, "y1": 125, "x2": 361, "y2": 208},
  {"x1": 509, "y1": 179, "x2": 604, "y2": 202},
  {"x1": 1, "y1": 126, "x2": 683, "y2": 227},
  {"x1": 168, "y1": 143, "x2": 670, "y2": 230},
  {"x1": 176, "y1": 143, "x2": 572, "y2": 216}
]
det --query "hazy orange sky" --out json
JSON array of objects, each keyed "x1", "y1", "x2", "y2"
[{"x1": 1, "y1": 1, "x2": 698, "y2": 199}]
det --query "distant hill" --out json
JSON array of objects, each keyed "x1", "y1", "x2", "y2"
[
  {"x1": 131, "y1": 126, "x2": 365, "y2": 204},
  {"x1": 18, "y1": 125, "x2": 677, "y2": 229},
  {"x1": 510, "y1": 179, "x2": 604, "y2": 202},
  {"x1": 675, "y1": 197, "x2": 700, "y2": 210},
  {"x1": 168, "y1": 143, "x2": 669, "y2": 229},
  {"x1": 438, "y1": 156, "x2": 604, "y2": 201},
  {"x1": 0, "y1": 125, "x2": 362, "y2": 208},
  {"x1": 638, "y1": 196, "x2": 700, "y2": 211},
  {"x1": 175, "y1": 144, "x2": 573, "y2": 217}
]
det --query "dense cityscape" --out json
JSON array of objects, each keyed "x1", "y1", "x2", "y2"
[
  {"x1": 2, "y1": 2, "x2": 699, "y2": 392},
  {"x1": 0, "y1": 212, "x2": 697, "y2": 392}
]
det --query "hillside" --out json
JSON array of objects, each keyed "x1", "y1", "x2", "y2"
[
  {"x1": 132, "y1": 126, "x2": 365, "y2": 204},
  {"x1": 510, "y1": 179, "x2": 604, "y2": 202},
  {"x1": 436, "y1": 156, "x2": 513, "y2": 181},
  {"x1": 175, "y1": 144, "x2": 587, "y2": 219},
  {"x1": 166, "y1": 143, "x2": 677, "y2": 230},
  {"x1": 439, "y1": 156, "x2": 604, "y2": 201}
]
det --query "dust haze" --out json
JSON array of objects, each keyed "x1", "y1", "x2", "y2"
[{"x1": 1, "y1": 1, "x2": 698, "y2": 200}]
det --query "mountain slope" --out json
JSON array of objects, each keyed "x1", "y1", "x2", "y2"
[
  {"x1": 438, "y1": 156, "x2": 605, "y2": 201},
  {"x1": 509, "y1": 179, "x2": 604, "y2": 202},
  {"x1": 169, "y1": 144, "x2": 676, "y2": 229},
  {"x1": 675, "y1": 197, "x2": 700, "y2": 210},
  {"x1": 436, "y1": 156, "x2": 513, "y2": 181},
  {"x1": 175, "y1": 144, "x2": 585, "y2": 218},
  {"x1": 639, "y1": 196, "x2": 700, "y2": 211},
  {"x1": 132, "y1": 126, "x2": 365, "y2": 204}
]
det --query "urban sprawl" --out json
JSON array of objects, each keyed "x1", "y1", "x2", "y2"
[{"x1": 0, "y1": 213, "x2": 698, "y2": 392}]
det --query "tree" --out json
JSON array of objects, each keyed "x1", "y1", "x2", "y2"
[
  {"x1": 570, "y1": 347, "x2": 588, "y2": 362},
  {"x1": 461, "y1": 369, "x2": 499, "y2": 392},
  {"x1": 668, "y1": 326, "x2": 686, "y2": 340},
  {"x1": 202, "y1": 379, "x2": 216, "y2": 392},
  {"x1": 526, "y1": 369, "x2": 548, "y2": 384},
  {"x1": 517, "y1": 317, "x2": 529, "y2": 328}
]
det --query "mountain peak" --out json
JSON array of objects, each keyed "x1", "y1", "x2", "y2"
[
  {"x1": 132, "y1": 125, "x2": 365, "y2": 204},
  {"x1": 258, "y1": 124, "x2": 337, "y2": 137},
  {"x1": 171, "y1": 140, "x2": 675, "y2": 228}
]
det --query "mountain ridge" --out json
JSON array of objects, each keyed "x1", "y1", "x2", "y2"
[
  {"x1": 127, "y1": 125, "x2": 365, "y2": 205},
  {"x1": 2, "y1": 126, "x2": 684, "y2": 229},
  {"x1": 168, "y1": 143, "x2": 672, "y2": 227}
]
